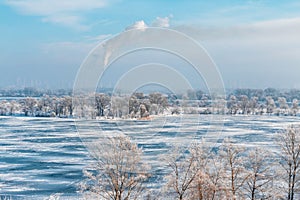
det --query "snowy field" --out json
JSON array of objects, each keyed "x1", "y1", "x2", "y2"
[{"x1": 0, "y1": 115, "x2": 299, "y2": 199}]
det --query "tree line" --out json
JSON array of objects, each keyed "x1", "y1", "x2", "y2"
[
  {"x1": 0, "y1": 89, "x2": 299, "y2": 118},
  {"x1": 0, "y1": 92, "x2": 169, "y2": 118},
  {"x1": 80, "y1": 125, "x2": 300, "y2": 200}
]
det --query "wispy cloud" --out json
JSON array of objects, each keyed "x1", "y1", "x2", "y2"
[
  {"x1": 41, "y1": 14, "x2": 89, "y2": 30},
  {"x1": 4, "y1": 0, "x2": 115, "y2": 30}
]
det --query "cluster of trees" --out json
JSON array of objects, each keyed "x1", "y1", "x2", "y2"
[
  {"x1": 74, "y1": 92, "x2": 168, "y2": 119},
  {"x1": 222, "y1": 95, "x2": 299, "y2": 116},
  {"x1": 0, "y1": 88, "x2": 300, "y2": 118},
  {"x1": 0, "y1": 96, "x2": 73, "y2": 117},
  {"x1": 232, "y1": 88, "x2": 300, "y2": 102},
  {"x1": 0, "y1": 92, "x2": 169, "y2": 119},
  {"x1": 183, "y1": 88, "x2": 300, "y2": 116},
  {"x1": 80, "y1": 126, "x2": 300, "y2": 200}
]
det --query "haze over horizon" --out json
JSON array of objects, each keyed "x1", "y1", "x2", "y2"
[{"x1": 1, "y1": 0, "x2": 300, "y2": 89}]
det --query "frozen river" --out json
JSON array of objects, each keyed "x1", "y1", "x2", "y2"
[{"x1": 0, "y1": 115, "x2": 299, "y2": 199}]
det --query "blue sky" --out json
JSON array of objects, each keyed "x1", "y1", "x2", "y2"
[{"x1": 1, "y1": 0, "x2": 300, "y2": 89}]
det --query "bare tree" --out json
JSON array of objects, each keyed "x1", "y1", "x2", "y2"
[
  {"x1": 163, "y1": 146, "x2": 200, "y2": 200},
  {"x1": 95, "y1": 93, "x2": 110, "y2": 117},
  {"x1": 278, "y1": 97, "x2": 289, "y2": 115},
  {"x1": 188, "y1": 143, "x2": 225, "y2": 200},
  {"x1": 243, "y1": 148, "x2": 275, "y2": 200},
  {"x1": 129, "y1": 94, "x2": 141, "y2": 117},
  {"x1": 111, "y1": 96, "x2": 128, "y2": 118},
  {"x1": 266, "y1": 96, "x2": 276, "y2": 115},
  {"x1": 7, "y1": 100, "x2": 16, "y2": 116},
  {"x1": 219, "y1": 139, "x2": 249, "y2": 200},
  {"x1": 227, "y1": 95, "x2": 238, "y2": 115},
  {"x1": 149, "y1": 93, "x2": 168, "y2": 114},
  {"x1": 23, "y1": 97, "x2": 37, "y2": 116},
  {"x1": 63, "y1": 96, "x2": 74, "y2": 116},
  {"x1": 249, "y1": 96, "x2": 258, "y2": 115},
  {"x1": 238, "y1": 95, "x2": 249, "y2": 115},
  {"x1": 276, "y1": 125, "x2": 300, "y2": 200},
  {"x1": 291, "y1": 99, "x2": 298, "y2": 116},
  {"x1": 80, "y1": 135, "x2": 151, "y2": 200}
]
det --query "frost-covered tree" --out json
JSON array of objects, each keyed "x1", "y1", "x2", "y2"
[
  {"x1": 199, "y1": 95, "x2": 209, "y2": 108},
  {"x1": 243, "y1": 148, "x2": 275, "y2": 200},
  {"x1": 139, "y1": 104, "x2": 149, "y2": 118},
  {"x1": 238, "y1": 95, "x2": 249, "y2": 114},
  {"x1": 227, "y1": 95, "x2": 238, "y2": 115},
  {"x1": 278, "y1": 97, "x2": 289, "y2": 115},
  {"x1": 80, "y1": 135, "x2": 151, "y2": 200},
  {"x1": 111, "y1": 96, "x2": 128, "y2": 118},
  {"x1": 95, "y1": 93, "x2": 110, "y2": 117},
  {"x1": 163, "y1": 146, "x2": 200, "y2": 200},
  {"x1": 7, "y1": 100, "x2": 16, "y2": 116},
  {"x1": 249, "y1": 96, "x2": 258, "y2": 115},
  {"x1": 63, "y1": 96, "x2": 74, "y2": 116},
  {"x1": 212, "y1": 98, "x2": 226, "y2": 115},
  {"x1": 188, "y1": 143, "x2": 225, "y2": 200},
  {"x1": 129, "y1": 94, "x2": 141, "y2": 117},
  {"x1": 219, "y1": 139, "x2": 249, "y2": 200},
  {"x1": 149, "y1": 93, "x2": 168, "y2": 114},
  {"x1": 23, "y1": 97, "x2": 37, "y2": 116},
  {"x1": 276, "y1": 125, "x2": 300, "y2": 200},
  {"x1": 38, "y1": 95, "x2": 51, "y2": 116},
  {"x1": 291, "y1": 99, "x2": 298, "y2": 116},
  {"x1": 0, "y1": 100, "x2": 8, "y2": 115},
  {"x1": 266, "y1": 96, "x2": 276, "y2": 114}
]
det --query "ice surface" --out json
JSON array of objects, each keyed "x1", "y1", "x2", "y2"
[{"x1": 0, "y1": 115, "x2": 299, "y2": 199}]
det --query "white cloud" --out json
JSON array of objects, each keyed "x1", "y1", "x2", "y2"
[
  {"x1": 125, "y1": 16, "x2": 172, "y2": 31},
  {"x1": 174, "y1": 17, "x2": 300, "y2": 88},
  {"x1": 176, "y1": 17, "x2": 300, "y2": 44},
  {"x1": 125, "y1": 20, "x2": 148, "y2": 31},
  {"x1": 4, "y1": 0, "x2": 113, "y2": 30},
  {"x1": 152, "y1": 16, "x2": 170, "y2": 28},
  {"x1": 41, "y1": 14, "x2": 89, "y2": 31}
]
